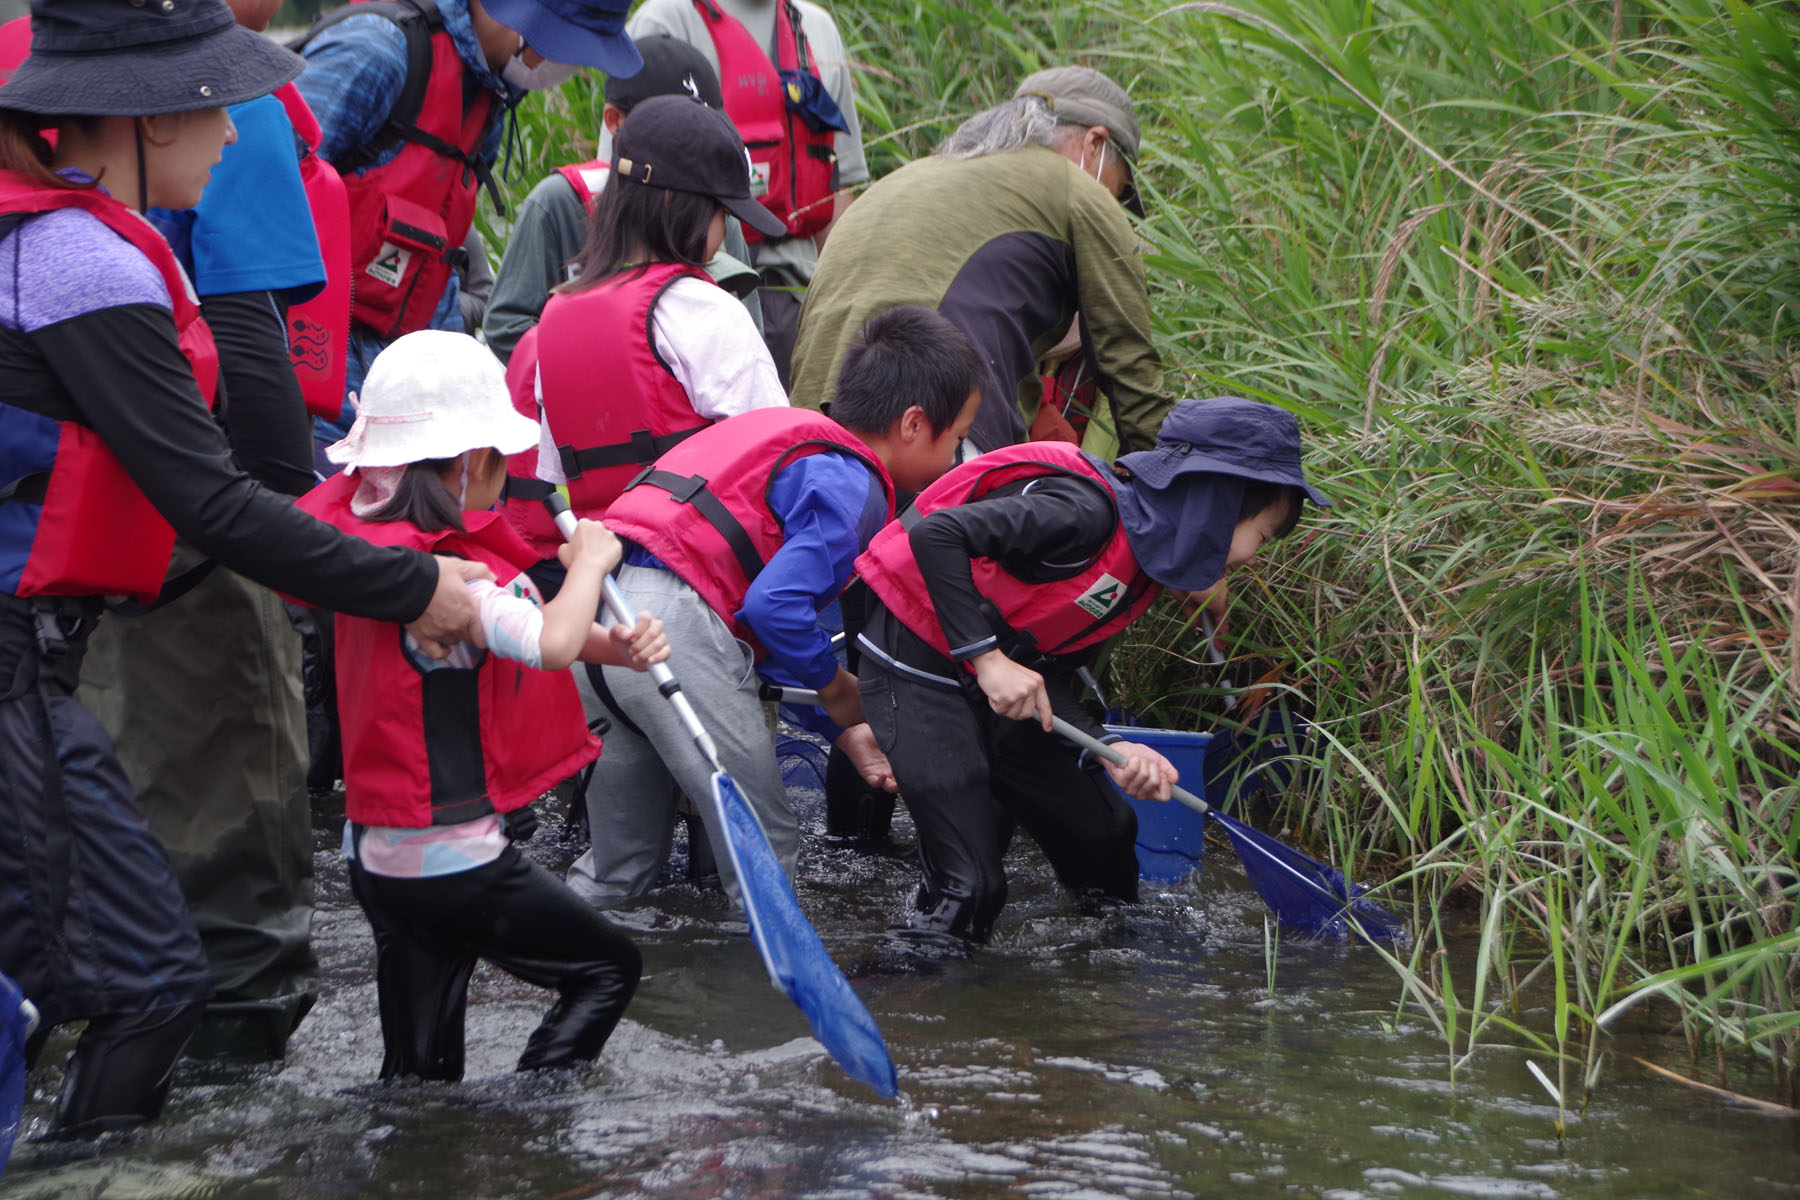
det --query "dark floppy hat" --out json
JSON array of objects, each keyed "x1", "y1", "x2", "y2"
[
  {"x1": 1116, "y1": 397, "x2": 1330, "y2": 506},
  {"x1": 482, "y1": 0, "x2": 639, "y2": 77},
  {"x1": 0, "y1": 0, "x2": 300, "y2": 117},
  {"x1": 1110, "y1": 398, "x2": 1328, "y2": 592},
  {"x1": 611, "y1": 94, "x2": 787, "y2": 239},
  {"x1": 604, "y1": 34, "x2": 722, "y2": 112}
]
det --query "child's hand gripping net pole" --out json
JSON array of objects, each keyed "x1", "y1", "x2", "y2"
[{"x1": 544, "y1": 494, "x2": 722, "y2": 773}]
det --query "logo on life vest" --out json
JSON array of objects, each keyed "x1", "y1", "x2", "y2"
[
  {"x1": 748, "y1": 159, "x2": 771, "y2": 198},
  {"x1": 1074, "y1": 573, "x2": 1126, "y2": 618},
  {"x1": 365, "y1": 243, "x2": 412, "y2": 289}
]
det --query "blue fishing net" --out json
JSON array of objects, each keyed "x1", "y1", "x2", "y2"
[
  {"x1": 1, "y1": 969, "x2": 33, "y2": 1178},
  {"x1": 711, "y1": 771, "x2": 899, "y2": 1098},
  {"x1": 774, "y1": 712, "x2": 829, "y2": 793},
  {"x1": 1216, "y1": 812, "x2": 1406, "y2": 943}
]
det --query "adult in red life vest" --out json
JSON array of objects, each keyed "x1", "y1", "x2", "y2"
[
  {"x1": 605, "y1": 0, "x2": 867, "y2": 387},
  {"x1": 297, "y1": 331, "x2": 662, "y2": 1084},
  {"x1": 854, "y1": 398, "x2": 1331, "y2": 955},
  {"x1": 482, "y1": 34, "x2": 762, "y2": 366},
  {"x1": 566, "y1": 307, "x2": 985, "y2": 911},
  {"x1": 0, "y1": 0, "x2": 488, "y2": 1140},
  {"x1": 293, "y1": 0, "x2": 642, "y2": 462},
  {"x1": 66, "y1": 0, "x2": 343, "y2": 1066}
]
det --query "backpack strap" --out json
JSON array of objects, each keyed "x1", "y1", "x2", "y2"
[{"x1": 292, "y1": 0, "x2": 453, "y2": 175}]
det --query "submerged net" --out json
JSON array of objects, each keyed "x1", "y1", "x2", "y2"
[{"x1": 710, "y1": 771, "x2": 899, "y2": 1098}]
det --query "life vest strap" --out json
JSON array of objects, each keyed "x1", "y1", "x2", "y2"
[
  {"x1": 500, "y1": 475, "x2": 556, "y2": 503},
  {"x1": 624, "y1": 468, "x2": 765, "y2": 583},
  {"x1": 557, "y1": 424, "x2": 704, "y2": 481}
]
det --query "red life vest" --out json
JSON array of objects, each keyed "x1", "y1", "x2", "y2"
[
  {"x1": 298, "y1": 0, "x2": 501, "y2": 341},
  {"x1": 298, "y1": 471, "x2": 600, "y2": 827},
  {"x1": 856, "y1": 442, "x2": 1162, "y2": 663},
  {"x1": 496, "y1": 324, "x2": 562, "y2": 560},
  {"x1": 554, "y1": 159, "x2": 609, "y2": 212},
  {"x1": 694, "y1": 0, "x2": 837, "y2": 242},
  {"x1": 273, "y1": 82, "x2": 353, "y2": 421},
  {"x1": 0, "y1": 173, "x2": 221, "y2": 603},
  {"x1": 538, "y1": 263, "x2": 715, "y2": 519},
  {"x1": 602, "y1": 407, "x2": 894, "y2": 654}
]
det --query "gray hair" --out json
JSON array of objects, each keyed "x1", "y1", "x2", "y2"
[{"x1": 937, "y1": 95, "x2": 1081, "y2": 160}]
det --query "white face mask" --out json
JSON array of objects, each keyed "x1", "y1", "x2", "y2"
[{"x1": 503, "y1": 42, "x2": 582, "y2": 91}]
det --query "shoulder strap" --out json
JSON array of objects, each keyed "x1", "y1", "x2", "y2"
[
  {"x1": 782, "y1": 0, "x2": 813, "y2": 74},
  {"x1": 623, "y1": 468, "x2": 766, "y2": 582},
  {"x1": 296, "y1": 0, "x2": 444, "y2": 174}
]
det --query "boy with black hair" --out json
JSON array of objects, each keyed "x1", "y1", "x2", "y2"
[
  {"x1": 566, "y1": 305, "x2": 983, "y2": 910},
  {"x1": 854, "y1": 397, "x2": 1328, "y2": 953}
]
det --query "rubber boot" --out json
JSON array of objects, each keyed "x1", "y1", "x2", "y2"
[
  {"x1": 44, "y1": 1001, "x2": 204, "y2": 1140},
  {"x1": 682, "y1": 811, "x2": 720, "y2": 891},
  {"x1": 376, "y1": 953, "x2": 476, "y2": 1082},
  {"x1": 824, "y1": 745, "x2": 896, "y2": 843},
  {"x1": 514, "y1": 949, "x2": 642, "y2": 1072}
]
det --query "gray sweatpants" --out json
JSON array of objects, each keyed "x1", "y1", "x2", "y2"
[{"x1": 566, "y1": 564, "x2": 793, "y2": 909}]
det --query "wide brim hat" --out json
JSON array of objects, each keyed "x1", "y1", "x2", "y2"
[
  {"x1": 482, "y1": 0, "x2": 640, "y2": 76},
  {"x1": 1115, "y1": 397, "x2": 1330, "y2": 506},
  {"x1": 612, "y1": 94, "x2": 787, "y2": 239},
  {"x1": 326, "y1": 331, "x2": 540, "y2": 471},
  {"x1": 0, "y1": 0, "x2": 301, "y2": 117}
]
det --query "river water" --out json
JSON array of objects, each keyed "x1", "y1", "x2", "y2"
[{"x1": 4, "y1": 773, "x2": 1796, "y2": 1198}]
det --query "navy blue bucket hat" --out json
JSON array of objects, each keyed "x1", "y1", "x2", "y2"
[
  {"x1": 0, "y1": 0, "x2": 301, "y2": 117},
  {"x1": 1116, "y1": 397, "x2": 1329, "y2": 505},
  {"x1": 1111, "y1": 397, "x2": 1328, "y2": 592},
  {"x1": 482, "y1": 0, "x2": 640, "y2": 76}
]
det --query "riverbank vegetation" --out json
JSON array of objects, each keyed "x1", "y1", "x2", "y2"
[{"x1": 488, "y1": 0, "x2": 1798, "y2": 1112}]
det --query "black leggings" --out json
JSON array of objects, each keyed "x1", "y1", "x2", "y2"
[
  {"x1": 859, "y1": 610, "x2": 1140, "y2": 947},
  {"x1": 347, "y1": 842, "x2": 641, "y2": 1081}
]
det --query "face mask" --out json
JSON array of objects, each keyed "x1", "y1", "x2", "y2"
[
  {"x1": 1080, "y1": 139, "x2": 1110, "y2": 186},
  {"x1": 503, "y1": 42, "x2": 582, "y2": 91}
]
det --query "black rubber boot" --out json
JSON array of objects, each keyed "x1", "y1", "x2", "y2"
[
  {"x1": 823, "y1": 745, "x2": 896, "y2": 844},
  {"x1": 44, "y1": 1001, "x2": 204, "y2": 1140},
  {"x1": 514, "y1": 948, "x2": 643, "y2": 1072}
]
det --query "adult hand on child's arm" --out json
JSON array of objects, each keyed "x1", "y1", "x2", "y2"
[
  {"x1": 815, "y1": 666, "x2": 866, "y2": 730},
  {"x1": 969, "y1": 650, "x2": 1052, "y2": 731},
  {"x1": 835, "y1": 722, "x2": 897, "y2": 793},
  {"x1": 1101, "y1": 740, "x2": 1180, "y2": 802},
  {"x1": 406, "y1": 557, "x2": 495, "y2": 659}
]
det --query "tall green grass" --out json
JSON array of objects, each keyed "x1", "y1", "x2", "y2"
[{"x1": 492, "y1": 0, "x2": 1799, "y2": 1107}]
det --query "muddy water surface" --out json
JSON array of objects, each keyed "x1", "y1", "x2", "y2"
[{"x1": 3, "y1": 782, "x2": 1795, "y2": 1199}]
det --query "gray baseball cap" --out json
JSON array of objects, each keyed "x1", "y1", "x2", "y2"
[{"x1": 1014, "y1": 66, "x2": 1143, "y2": 213}]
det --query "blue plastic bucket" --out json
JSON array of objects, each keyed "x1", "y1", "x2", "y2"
[{"x1": 1102, "y1": 724, "x2": 1211, "y2": 882}]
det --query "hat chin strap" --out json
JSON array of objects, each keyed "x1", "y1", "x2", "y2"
[{"x1": 134, "y1": 122, "x2": 148, "y2": 215}]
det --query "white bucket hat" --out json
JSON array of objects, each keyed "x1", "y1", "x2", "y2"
[{"x1": 326, "y1": 331, "x2": 539, "y2": 471}]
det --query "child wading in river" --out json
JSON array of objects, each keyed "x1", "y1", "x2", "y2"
[{"x1": 298, "y1": 330, "x2": 668, "y2": 1080}]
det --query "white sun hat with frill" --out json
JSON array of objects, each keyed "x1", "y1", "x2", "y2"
[{"x1": 325, "y1": 330, "x2": 538, "y2": 471}]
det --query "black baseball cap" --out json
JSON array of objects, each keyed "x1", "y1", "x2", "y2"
[
  {"x1": 611, "y1": 94, "x2": 787, "y2": 239},
  {"x1": 603, "y1": 34, "x2": 723, "y2": 112}
]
